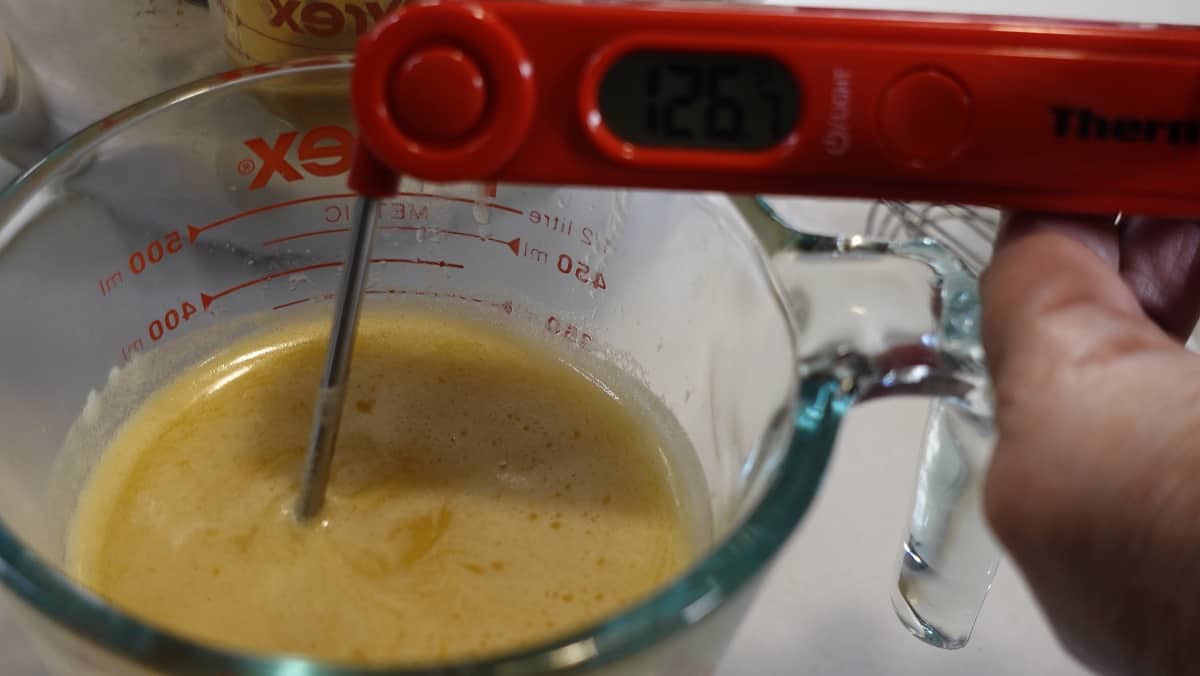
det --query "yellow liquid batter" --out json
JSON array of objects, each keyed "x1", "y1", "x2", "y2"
[{"x1": 66, "y1": 308, "x2": 698, "y2": 664}]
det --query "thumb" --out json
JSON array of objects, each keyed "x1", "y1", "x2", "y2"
[
  {"x1": 981, "y1": 211, "x2": 1169, "y2": 392},
  {"x1": 980, "y1": 215, "x2": 1200, "y2": 676}
]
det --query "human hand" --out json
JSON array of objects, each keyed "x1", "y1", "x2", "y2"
[{"x1": 981, "y1": 212, "x2": 1200, "y2": 676}]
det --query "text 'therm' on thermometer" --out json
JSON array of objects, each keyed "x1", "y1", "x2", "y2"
[{"x1": 344, "y1": 1, "x2": 1200, "y2": 216}]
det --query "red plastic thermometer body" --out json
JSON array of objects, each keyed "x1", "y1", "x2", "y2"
[{"x1": 350, "y1": 1, "x2": 1200, "y2": 216}]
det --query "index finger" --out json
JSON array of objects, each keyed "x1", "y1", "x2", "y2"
[{"x1": 1118, "y1": 216, "x2": 1200, "y2": 340}]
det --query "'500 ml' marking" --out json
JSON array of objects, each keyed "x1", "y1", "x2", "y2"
[
  {"x1": 98, "y1": 230, "x2": 188, "y2": 298},
  {"x1": 129, "y1": 231, "x2": 186, "y2": 275}
]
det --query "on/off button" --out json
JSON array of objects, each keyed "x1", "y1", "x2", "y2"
[
  {"x1": 879, "y1": 69, "x2": 973, "y2": 169},
  {"x1": 388, "y1": 45, "x2": 488, "y2": 143}
]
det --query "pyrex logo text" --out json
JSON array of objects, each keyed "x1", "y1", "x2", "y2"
[
  {"x1": 243, "y1": 125, "x2": 354, "y2": 190},
  {"x1": 269, "y1": 0, "x2": 404, "y2": 37}
]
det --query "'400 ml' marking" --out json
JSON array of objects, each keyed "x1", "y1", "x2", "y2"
[{"x1": 147, "y1": 300, "x2": 200, "y2": 342}]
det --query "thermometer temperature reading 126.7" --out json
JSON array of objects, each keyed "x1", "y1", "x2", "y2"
[
  {"x1": 598, "y1": 52, "x2": 801, "y2": 151},
  {"x1": 298, "y1": 0, "x2": 1200, "y2": 513},
  {"x1": 343, "y1": 0, "x2": 1200, "y2": 217}
]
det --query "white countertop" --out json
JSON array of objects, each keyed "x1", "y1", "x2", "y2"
[{"x1": 716, "y1": 400, "x2": 1087, "y2": 676}]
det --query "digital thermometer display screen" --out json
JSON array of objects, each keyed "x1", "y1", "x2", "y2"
[{"x1": 598, "y1": 51, "x2": 800, "y2": 151}]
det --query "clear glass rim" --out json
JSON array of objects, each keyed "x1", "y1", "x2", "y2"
[{"x1": 0, "y1": 58, "x2": 830, "y2": 674}]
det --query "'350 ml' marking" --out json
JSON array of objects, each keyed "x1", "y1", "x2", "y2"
[{"x1": 545, "y1": 315, "x2": 592, "y2": 349}]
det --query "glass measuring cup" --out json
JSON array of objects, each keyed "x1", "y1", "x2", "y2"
[
  {"x1": 209, "y1": 0, "x2": 395, "y2": 66},
  {"x1": 0, "y1": 59, "x2": 996, "y2": 674}
]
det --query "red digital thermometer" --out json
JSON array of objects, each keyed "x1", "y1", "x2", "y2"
[{"x1": 348, "y1": 1, "x2": 1200, "y2": 216}]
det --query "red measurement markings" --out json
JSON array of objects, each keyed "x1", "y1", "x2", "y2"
[
  {"x1": 522, "y1": 240, "x2": 550, "y2": 264},
  {"x1": 190, "y1": 193, "x2": 523, "y2": 243},
  {"x1": 314, "y1": 195, "x2": 518, "y2": 222},
  {"x1": 200, "y1": 261, "x2": 341, "y2": 310},
  {"x1": 381, "y1": 228, "x2": 520, "y2": 256},
  {"x1": 372, "y1": 257, "x2": 465, "y2": 270},
  {"x1": 272, "y1": 296, "x2": 329, "y2": 311},
  {"x1": 187, "y1": 193, "x2": 356, "y2": 243},
  {"x1": 148, "y1": 300, "x2": 200, "y2": 342},
  {"x1": 366, "y1": 289, "x2": 512, "y2": 313},
  {"x1": 202, "y1": 258, "x2": 463, "y2": 310},
  {"x1": 262, "y1": 227, "x2": 349, "y2": 246},
  {"x1": 98, "y1": 271, "x2": 123, "y2": 297},
  {"x1": 528, "y1": 209, "x2": 575, "y2": 237},
  {"x1": 129, "y1": 231, "x2": 185, "y2": 274},
  {"x1": 529, "y1": 211, "x2": 616, "y2": 255},
  {"x1": 272, "y1": 293, "x2": 593, "y2": 351},
  {"x1": 120, "y1": 337, "x2": 145, "y2": 363},
  {"x1": 391, "y1": 191, "x2": 524, "y2": 216},
  {"x1": 273, "y1": 290, "x2": 512, "y2": 314},
  {"x1": 545, "y1": 316, "x2": 593, "y2": 349},
  {"x1": 555, "y1": 253, "x2": 607, "y2": 290},
  {"x1": 262, "y1": 225, "x2": 521, "y2": 256},
  {"x1": 326, "y1": 199, "x2": 429, "y2": 224},
  {"x1": 520, "y1": 242, "x2": 608, "y2": 291},
  {"x1": 99, "y1": 230, "x2": 188, "y2": 297},
  {"x1": 579, "y1": 226, "x2": 616, "y2": 256}
]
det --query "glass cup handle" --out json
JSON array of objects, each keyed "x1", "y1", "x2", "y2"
[
  {"x1": 874, "y1": 241, "x2": 998, "y2": 651},
  {"x1": 733, "y1": 196, "x2": 999, "y2": 650}
]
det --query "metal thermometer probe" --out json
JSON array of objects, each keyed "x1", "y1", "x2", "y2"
[{"x1": 295, "y1": 196, "x2": 380, "y2": 521}]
